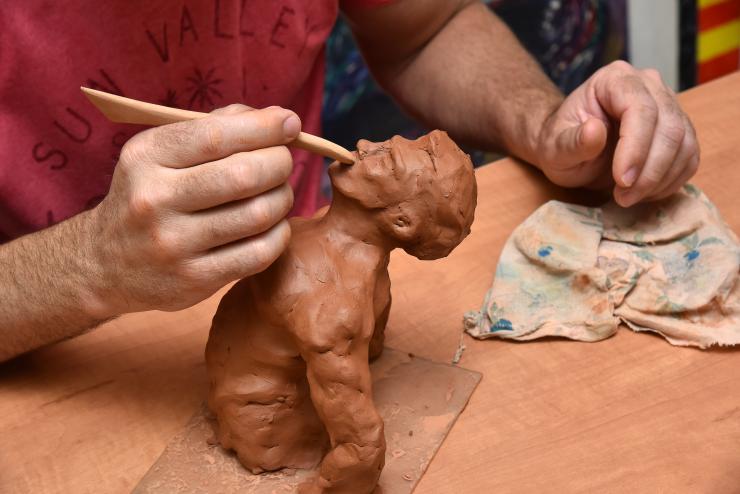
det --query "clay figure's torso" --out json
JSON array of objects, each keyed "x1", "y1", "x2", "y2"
[{"x1": 206, "y1": 210, "x2": 390, "y2": 473}]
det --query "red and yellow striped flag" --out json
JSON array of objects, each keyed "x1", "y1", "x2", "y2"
[{"x1": 698, "y1": 0, "x2": 740, "y2": 83}]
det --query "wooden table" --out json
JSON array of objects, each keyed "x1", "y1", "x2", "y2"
[{"x1": 3, "y1": 73, "x2": 740, "y2": 494}]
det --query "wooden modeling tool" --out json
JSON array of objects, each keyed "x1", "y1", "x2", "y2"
[{"x1": 80, "y1": 87, "x2": 356, "y2": 165}]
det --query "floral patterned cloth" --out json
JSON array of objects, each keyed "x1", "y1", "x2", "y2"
[{"x1": 464, "y1": 185, "x2": 740, "y2": 348}]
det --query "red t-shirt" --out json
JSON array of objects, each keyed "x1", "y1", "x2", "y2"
[{"x1": 0, "y1": 0, "x2": 386, "y2": 242}]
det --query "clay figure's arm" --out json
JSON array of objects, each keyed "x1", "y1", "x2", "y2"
[
  {"x1": 343, "y1": 0, "x2": 699, "y2": 207},
  {"x1": 0, "y1": 106, "x2": 296, "y2": 362},
  {"x1": 294, "y1": 311, "x2": 384, "y2": 493}
]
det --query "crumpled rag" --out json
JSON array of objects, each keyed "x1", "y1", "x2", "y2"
[{"x1": 463, "y1": 185, "x2": 740, "y2": 348}]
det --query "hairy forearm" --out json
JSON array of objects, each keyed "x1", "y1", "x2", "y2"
[
  {"x1": 0, "y1": 210, "x2": 111, "y2": 361},
  {"x1": 361, "y1": 2, "x2": 564, "y2": 163}
]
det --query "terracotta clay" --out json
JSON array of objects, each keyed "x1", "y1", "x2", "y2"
[{"x1": 205, "y1": 130, "x2": 477, "y2": 493}]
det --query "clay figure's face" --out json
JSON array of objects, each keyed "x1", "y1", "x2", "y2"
[{"x1": 329, "y1": 130, "x2": 477, "y2": 260}]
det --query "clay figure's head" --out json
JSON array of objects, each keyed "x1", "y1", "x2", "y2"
[{"x1": 329, "y1": 130, "x2": 477, "y2": 260}]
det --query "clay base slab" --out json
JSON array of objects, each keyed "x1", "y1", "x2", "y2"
[{"x1": 133, "y1": 348, "x2": 481, "y2": 494}]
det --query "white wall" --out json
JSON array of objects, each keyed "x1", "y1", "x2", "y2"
[{"x1": 627, "y1": 0, "x2": 680, "y2": 90}]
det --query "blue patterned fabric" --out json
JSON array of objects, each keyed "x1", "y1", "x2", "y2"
[{"x1": 463, "y1": 185, "x2": 740, "y2": 349}]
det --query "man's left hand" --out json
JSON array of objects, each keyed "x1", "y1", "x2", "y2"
[{"x1": 535, "y1": 60, "x2": 699, "y2": 207}]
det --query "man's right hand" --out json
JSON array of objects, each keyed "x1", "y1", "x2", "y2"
[{"x1": 85, "y1": 104, "x2": 298, "y2": 317}]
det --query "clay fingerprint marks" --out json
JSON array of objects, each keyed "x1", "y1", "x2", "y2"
[
  {"x1": 132, "y1": 406, "x2": 311, "y2": 494},
  {"x1": 133, "y1": 349, "x2": 481, "y2": 494}
]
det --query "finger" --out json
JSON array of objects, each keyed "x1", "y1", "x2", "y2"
[
  {"x1": 539, "y1": 117, "x2": 609, "y2": 187},
  {"x1": 167, "y1": 146, "x2": 293, "y2": 212},
  {"x1": 643, "y1": 139, "x2": 691, "y2": 201},
  {"x1": 614, "y1": 76, "x2": 687, "y2": 206},
  {"x1": 191, "y1": 219, "x2": 292, "y2": 281},
  {"x1": 210, "y1": 103, "x2": 254, "y2": 116},
  {"x1": 652, "y1": 149, "x2": 700, "y2": 201},
  {"x1": 555, "y1": 117, "x2": 608, "y2": 165},
  {"x1": 545, "y1": 118, "x2": 607, "y2": 186},
  {"x1": 131, "y1": 106, "x2": 301, "y2": 168},
  {"x1": 182, "y1": 183, "x2": 294, "y2": 252},
  {"x1": 584, "y1": 130, "x2": 619, "y2": 190},
  {"x1": 646, "y1": 117, "x2": 699, "y2": 200},
  {"x1": 593, "y1": 63, "x2": 658, "y2": 188}
]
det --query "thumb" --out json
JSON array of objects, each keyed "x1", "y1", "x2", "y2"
[
  {"x1": 554, "y1": 117, "x2": 607, "y2": 164},
  {"x1": 210, "y1": 103, "x2": 255, "y2": 116}
]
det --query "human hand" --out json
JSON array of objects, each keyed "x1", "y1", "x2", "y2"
[
  {"x1": 534, "y1": 61, "x2": 699, "y2": 207},
  {"x1": 85, "y1": 104, "x2": 298, "y2": 317}
]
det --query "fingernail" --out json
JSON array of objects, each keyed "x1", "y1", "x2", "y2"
[
  {"x1": 618, "y1": 189, "x2": 638, "y2": 207},
  {"x1": 283, "y1": 114, "x2": 300, "y2": 139},
  {"x1": 621, "y1": 167, "x2": 638, "y2": 187}
]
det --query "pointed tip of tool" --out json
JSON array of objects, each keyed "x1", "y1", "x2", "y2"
[
  {"x1": 80, "y1": 87, "x2": 97, "y2": 102},
  {"x1": 338, "y1": 150, "x2": 356, "y2": 165}
]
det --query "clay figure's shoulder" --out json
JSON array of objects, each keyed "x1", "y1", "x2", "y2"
[{"x1": 252, "y1": 217, "x2": 338, "y2": 302}]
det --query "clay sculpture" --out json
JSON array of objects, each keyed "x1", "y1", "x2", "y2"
[{"x1": 205, "y1": 130, "x2": 477, "y2": 493}]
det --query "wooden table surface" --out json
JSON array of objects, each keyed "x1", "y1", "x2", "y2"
[{"x1": 2, "y1": 73, "x2": 740, "y2": 494}]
